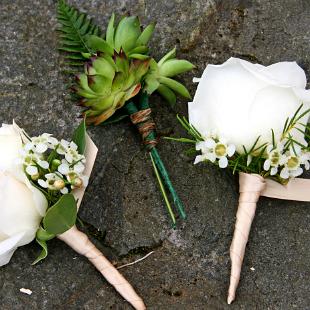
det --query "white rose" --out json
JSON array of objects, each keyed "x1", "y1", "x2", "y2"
[
  {"x1": 189, "y1": 57, "x2": 310, "y2": 153},
  {"x1": 0, "y1": 123, "x2": 47, "y2": 266}
]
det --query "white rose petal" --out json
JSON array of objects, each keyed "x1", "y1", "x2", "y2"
[
  {"x1": 0, "y1": 124, "x2": 23, "y2": 173},
  {"x1": 189, "y1": 58, "x2": 310, "y2": 153},
  {"x1": 0, "y1": 172, "x2": 47, "y2": 266},
  {"x1": 0, "y1": 232, "x2": 26, "y2": 266}
]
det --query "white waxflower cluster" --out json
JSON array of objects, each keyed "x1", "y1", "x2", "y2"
[
  {"x1": 194, "y1": 137, "x2": 236, "y2": 168},
  {"x1": 19, "y1": 134, "x2": 88, "y2": 194},
  {"x1": 263, "y1": 142, "x2": 310, "y2": 179}
]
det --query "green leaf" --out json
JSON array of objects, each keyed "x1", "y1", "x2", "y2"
[
  {"x1": 106, "y1": 13, "x2": 115, "y2": 47},
  {"x1": 159, "y1": 77, "x2": 191, "y2": 99},
  {"x1": 43, "y1": 194, "x2": 77, "y2": 235},
  {"x1": 159, "y1": 59, "x2": 195, "y2": 77},
  {"x1": 32, "y1": 239, "x2": 48, "y2": 265},
  {"x1": 157, "y1": 84, "x2": 176, "y2": 105},
  {"x1": 57, "y1": 0, "x2": 102, "y2": 68},
  {"x1": 136, "y1": 22, "x2": 155, "y2": 46},
  {"x1": 164, "y1": 137, "x2": 196, "y2": 143},
  {"x1": 114, "y1": 16, "x2": 141, "y2": 53},
  {"x1": 72, "y1": 118, "x2": 86, "y2": 154},
  {"x1": 158, "y1": 47, "x2": 176, "y2": 66},
  {"x1": 145, "y1": 75, "x2": 160, "y2": 94},
  {"x1": 36, "y1": 226, "x2": 55, "y2": 241},
  {"x1": 128, "y1": 45, "x2": 149, "y2": 55},
  {"x1": 129, "y1": 53, "x2": 150, "y2": 60},
  {"x1": 85, "y1": 35, "x2": 114, "y2": 55}
]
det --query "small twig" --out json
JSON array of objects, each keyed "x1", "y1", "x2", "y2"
[{"x1": 117, "y1": 251, "x2": 155, "y2": 270}]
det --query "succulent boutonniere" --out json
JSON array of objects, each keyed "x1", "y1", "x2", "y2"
[{"x1": 57, "y1": 0, "x2": 195, "y2": 226}]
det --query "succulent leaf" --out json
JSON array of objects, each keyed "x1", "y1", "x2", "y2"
[
  {"x1": 87, "y1": 75, "x2": 112, "y2": 95},
  {"x1": 106, "y1": 13, "x2": 115, "y2": 47},
  {"x1": 159, "y1": 77, "x2": 191, "y2": 99},
  {"x1": 136, "y1": 23, "x2": 156, "y2": 46},
  {"x1": 90, "y1": 57, "x2": 115, "y2": 80},
  {"x1": 129, "y1": 54, "x2": 150, "y2": 60},
  {"x1": 158, "y1": 47, "x2": 177, "y2": 66},
  {"x1": 157, "y1": 84, "x2": 177, "y2": 105},
  {"x1": 85, "y1": 35, "x2": 114, "y2": 55},
  {"x1": 128, "y1": 45, "x2": 149, "y2": 55},
  {"x1": 159, "y1": 59, "x2": 195, "y2": 77},
  {"x1": 114, "y1": 16, "x2": 141, "y2": 53}
]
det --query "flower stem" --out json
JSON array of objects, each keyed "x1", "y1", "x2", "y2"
[
  {"x1": 150, "y1": 152, "x2": 176, "y2": 227},
  {"x1": 150, "y1": 147, "x2": 186, "y2": 219},
  {"x1": 124, "y1": 94, "x2": 187, "y2": 222}
]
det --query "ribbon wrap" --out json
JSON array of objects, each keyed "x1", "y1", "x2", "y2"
[
  {"x1": 228, "y1": 173, "x2": 265, "y2": 304},
  {"x1": 58, "y1": 226, "x2": 146, "y2": 310},
  {"x1": 130, "y1": 108, "x2": 158, "y2": 151},
  {"x1": 228, "y1": 172, "x2": 310, "y2": 304},
  {"x1": 57, "y1": 135, "x2": 146, "y2": 310}
]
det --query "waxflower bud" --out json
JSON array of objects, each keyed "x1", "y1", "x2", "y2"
[
  {"x1": 54, "y1": 179, "x2": 65, "y2": 190},
  {"x1": 31, "y1": 173, "x2": 40, "y2": 181},
  {"x1": 51, "y1": 159, "x2": 61, "y2": 171},
  {"x1": 72, "y1": 177, "x2": 83, "y2": 188}
]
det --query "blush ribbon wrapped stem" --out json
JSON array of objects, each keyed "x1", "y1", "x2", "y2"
[
  {"x1": 228, "y1": 172, "x2": 310, "y2": 304},
  {"x1": 58, "y1": 226, "x2": 146, "y2": 310},
  {"x1": 57, "y1": 135, "x2": 146, "y2": 310},
  {"x1": 125, "y1": 93, "x2": 186, "y2": 226}
]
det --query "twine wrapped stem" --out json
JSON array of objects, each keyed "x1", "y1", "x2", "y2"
[{"x1": 124, "y1": 93, "x2": 186, "y2": 224}]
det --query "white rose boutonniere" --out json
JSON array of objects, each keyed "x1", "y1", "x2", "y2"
[
  {"x1": 169, "y1": 57, "x2": 310, "y2": 305},
  {"x1": 0, "y1": 120, "x2": 145, "y2": 310}
]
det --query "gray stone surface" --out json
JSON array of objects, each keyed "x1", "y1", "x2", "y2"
[{"x1": 0, "y1": 0, "x2": 310, "y2": 309}]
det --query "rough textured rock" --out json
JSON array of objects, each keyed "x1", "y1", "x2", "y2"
[{"x1": 1, "y1": 0, "x2": 310, "y2": 309}]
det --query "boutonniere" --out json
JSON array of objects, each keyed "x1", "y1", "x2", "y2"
[
  {"x1": 57, "y1": 0, "x2": 195, "y2": 226},
  {"x1": 169, "y1": 57, "x2": 310, "y2": 303},
  {"x1": 0, "y1": 120, "x2": 145, "y2": 310}
]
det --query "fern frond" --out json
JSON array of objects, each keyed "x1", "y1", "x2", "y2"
[{"x1": 57, "y1": 0, "x2": 101, "y2": 66}]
